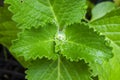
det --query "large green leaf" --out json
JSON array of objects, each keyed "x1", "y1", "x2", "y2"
[
  {"x1": 5, "y1": 0, "x2": 87, "y2": 29},
  {"x1": 0, "y1": 4, "x2": 19, "y2": 48},
  {"x1": 11, "y1": 24, "x2": 57, "y2": 61},
  {"x1": 90, "y1": 8, "x2": 120, "y2": 80},
  {"x1": 26, "y1": 57, "x2": 91, "y2": 80},
  {"x1": 57, "y1": 23, "x2": 113, "y2": 75}
]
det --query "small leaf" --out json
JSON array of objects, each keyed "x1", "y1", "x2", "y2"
[
  {"x1": 11, "y1": 24, "x2": 57, "y2": 61},
  {"x1": 5, "y1": 0, "x2": 87, "y2": 29},
  {"x1": 26, "y1": 57, "x2": 91, "y2": 80},
  {"x1": 91, "y1": 1, "x2": 116, "y2": 21}
]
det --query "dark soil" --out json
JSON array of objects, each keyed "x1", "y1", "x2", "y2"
[{"x1": 0, "y1": 44, "x2": 26, "y2": 80}]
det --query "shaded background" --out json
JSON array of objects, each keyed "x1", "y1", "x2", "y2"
[{"x1": 0, "y1": 0, "x2": 113, "y2": 80}]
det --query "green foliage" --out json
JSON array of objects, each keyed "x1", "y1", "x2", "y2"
[
  {"x1": 26, "y1": 58, "x2": 91, "y2": 80},
  {"x1": 90, "y1": 8, "x2": 120, "y2": 46},
  {"x1": 6, "y1": 0, "x2": 87, "y2": 29},
  {"x1": 11, "y1": 24, "x2": 57, "y2": 61},
  {"x1": 0, "y1": 4, "x2": 19, "y2": 48},
  {"x1": 90, "y1": 6, "x2": 120, "y2": 80},
  {"x1": 91, "y1": 1, "x2": 116, "y2": 21},
  {"x1": 0, "y1": 0, "x2": 120, "y2": 80}
]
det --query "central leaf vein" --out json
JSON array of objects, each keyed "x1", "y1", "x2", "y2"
[{"x1": 48, "y1": 0, "x2": 59, "y2": 27}]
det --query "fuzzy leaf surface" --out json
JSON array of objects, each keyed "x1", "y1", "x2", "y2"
[
  {"x1": 0, "y1": 4, "x2": 19, "y2": 48},
  {"x1": 26, "y1": 58, "x2": 91, "y2": 80},
  {"x1": 11, "y1": 23, "x2": 113, "y2": 64},
  {"x1": 11, "y1": 24, "x2": 57, "y2": 61},
  {"x1": 5, "y1": 0, "x2": 87, "y2": 29}
]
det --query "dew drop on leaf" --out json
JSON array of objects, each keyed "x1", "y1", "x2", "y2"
[{"x1": 56, "y1": 31, "x2": 66, "y2": 41}]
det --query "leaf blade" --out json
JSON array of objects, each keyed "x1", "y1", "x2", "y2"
[
  {"x1": 26, "y1": 57, "x2": 91, "y2": 80},
  {"x1": 61, "y1": 24, "x2": 112, "y2": 61},
  {"x1": 11, "y1": 24, "x2": 57, "y2": 61},
  {"x1": 5, "y1": 0, "x2": 87, "y2": 29},
  {"x1": 56, "y1": 23, "x2": 113, "y2": 75},
  {"x1": 0, "y1": 4, "x2": 19, "y2": 48},
  {"x1": 90, "y1": 8, "x2": 120, "y2": 80},
  {"x1": 90, "y1": 8, "x2": 120, "y2": 46}
]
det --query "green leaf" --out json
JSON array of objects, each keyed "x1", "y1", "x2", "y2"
[
  {"x1": 58, "y1": 23, "x2": 112, "y2": 75},
  {"x1": 91, "y1": 1, "x2": 116, "y2": 21},
  {"x1": 11, "y1": 24, "x2": 57, "y2": 61},
  {"x1": 11, "y1": 23, "x2": 113, "y2": 76},
  {"x1": 60, "y1": 24, "x2": 112, "y2": 62},
  {"x1": 0, "y1": 4, "x2": 19, "y2": 48},
  {"x1": 26, "y1": 57, "x2": 91, "y2": 80},
  {"x1": 5, "y1": 0, "x2": 87, "y2": 29},
  {"x1": 90, "y1": 8, "x2": 120, "y2": 46},
  {"x1": 98, "y1": 42, "x2": 120, "y2": 80},
  {"x1": 90, "y1": 8, "x2": 120, "y2": 80}
]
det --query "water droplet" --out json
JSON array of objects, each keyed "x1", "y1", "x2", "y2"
[{"x1": 56, "y1": 31, "x2": 66, "y2": 41}]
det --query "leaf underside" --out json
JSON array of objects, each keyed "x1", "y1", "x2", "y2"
[{"x1": 11, "y1": 23, "x2": 113, "y2": 77}]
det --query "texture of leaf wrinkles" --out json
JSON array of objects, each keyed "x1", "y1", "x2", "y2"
[
  {"x1": 0, "y1": 4, "x2": 19, "y2": 48},
  {"x1": 58, "y1": 23, "x2": 113, "y2": 75},
  {"x1": 26, "y1": 58, "x2": 91, "y2": 80},
  {"x1": 5, "y1": 0, "x2": 87, "y2": 29},
  {"x1": 60, "y1": 24, "x2": 112, "y2": 62},
  {"x1": 11, "y1": 23, "x2": 113, "y2": 76},
  {"x1": 11, "y1": 24, "x2": 57, "y2": 61}
]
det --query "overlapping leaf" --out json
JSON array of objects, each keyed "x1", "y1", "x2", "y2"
[
  {"x1": 58, "y1": 23, "x2": 113, "y2": 75},
  {"x1": 11, "y1": 24, "x2": 57, "y2": 61},
  {"x1": 98, "y1": 42, "x2": 120, "y2": 80},
  {"x1": 90, "y1": 8, "x2": 120, "y2": 46},
  {"x1": 26, "y1": 57, "x2": 91, "y2": 80},
  {"x1": 0, "y1": 4, "x2": 19, "y2": 48},
  {"x1": 10, "y1": 22, "x2": 113, "y2": 79},
  {"x1": 4, "y1": 0, "x2": 116, "y2": 79},
  {"x1": 5, "y1": 0, "x2": 87, "y2": 29},
  {"x1": 60, "y1": 24, "x2": 112, "y2": 62},
  {"x1": 91, "y1": 1, "x2": 116, "y2": 21},
  {"x1": 90, "y1": 8, "x2": 120, "y2": 80}
]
